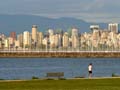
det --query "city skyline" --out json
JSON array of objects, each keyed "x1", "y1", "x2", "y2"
[
  {"x1": 0, "y1": 23, "x2": 120, "y2": 51},
  {"x1": 0, "y1": 0, "x2": 120, "y2": 23}
]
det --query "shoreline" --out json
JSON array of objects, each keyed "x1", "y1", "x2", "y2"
[
  {"x1": 0, "y1": 51, "x2": 120, "y2": 58},
  {"x1": 0, "y1": 77, "x2": 120, "y2": 82}
]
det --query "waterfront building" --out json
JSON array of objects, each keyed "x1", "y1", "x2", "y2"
[
  {"x1": 8, "y1": 37, "x2": 14, "y2": 48},
  {"x1": 32, "y1": 25, "x2": 38, "y2": 43},
  {"x1": 58, "y1": 34, "x2": 63, "y2": 48},
  {"x1": 10, "y1": 32, "x2": 16, "y2": 41},
  {"x1": 109, "y1": 32, "x2": 116, "y2": 41},
  {"x1": 0, "y1": 41, "x2": 2, "y2": 49},
  {"x1": 37, "y1": 32, "x2": 43, "y2": 49},
  {"x1": 63, "y1": 32, "x2": 69, "y2": 48},
  {"x1": 108, "y1": 23, "x2": 118, "y2": 34},
  {"x1": 101, "y1": 31, "x2": 108, "y2": 40},
  {"x1": 117, "y1": 34, "x2": 120, "y2": 48},
  {"x1": 54, "y1": 34, "x2": 59, "y2": 48},
  {"x1": 0, "y1": 34, "x2": 6, "y2": 42},
  {"x1": 84, "y1": 33, "x2": 92, "y2": 48},
  {"x1": 15, "y1": 40, "x2": 20, "y2": 49},
  {"x1": 17, "y1": 34, "x2": 23, "y2": 48},
  {"x1": 71, "y1": 28, "x2": 79, "y2": 49},
  {"x1": 72, "y1": 28, "x2": 78, "y2": 36},
  {"x1": 80, "y1": 34, "x2": 85, "y2": 47},
  {"x1": 23, "y1": 31, "x2": 31, "y2": 49},
  {"x1": 92, "y1": 30, "x2": 100, "y2": 40},
  {"x1": 49, "y1": 34, "x2": 55, "y2": 49},
  {"x1": 106, "y1": 39, "x2": 113, "y2": 47},
  {"x1": 72, "y1": 35, "x2": 79, "y2": 49},
  {"x1": 42, "y1": 38, "x2": 48, "y2": 50},
  {"x1": 91, "y1": 29, "x2": 100, "y2": 48},
  {"x1": 0, "y1": 33, "x2": 2, "y2": 41},
  {"x1": 112, "y1": 34, "x2": 118, "y2": 48},
  {"x1": 48, "y1": 29, "x2": 54, "y2": 36},
  {"x1": 4, "y1": 39, "x2": 9, "y2": 48},
  {"x1": 100, "y1": 31, "x2": 108, "y2": 45},
  {"x1": 90, "y1": 25, "x2": 99, "y2": 32}
]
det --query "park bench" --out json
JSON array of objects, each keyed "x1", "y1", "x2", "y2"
[{"x1": 46, "y1": 72, "x2": 64, "y2": 79}]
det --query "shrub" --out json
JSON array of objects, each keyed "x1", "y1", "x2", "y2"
[
  {"x1": 32, "y1": 76, "x2": 39, "y2": 79},
  {"x1": 112, "y1": 73, "x2": 119, "y2": 77},
  {"x1": 0, "y1": 78, "x2": 4, "y2": 80},
  {"x1": 58, "y1": 78, "x2": 66, "y2": 80}
]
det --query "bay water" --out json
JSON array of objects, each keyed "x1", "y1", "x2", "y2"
[{"x1": 0, "y1": 58, "x2": 120, "y2": 80}]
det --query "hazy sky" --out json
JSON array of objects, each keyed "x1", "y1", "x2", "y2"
[{"x1": 0, "y1": 0, "x2": 120, "y2": 22}]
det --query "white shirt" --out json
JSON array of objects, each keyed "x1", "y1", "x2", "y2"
[{"x1": 88, "y1": 65, "x2": 92, "y2": 71}]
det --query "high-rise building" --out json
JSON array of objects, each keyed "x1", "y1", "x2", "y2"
[
  {"x1": 108, "y1": 23, "x2": 118, "y2": 33},
  {"x1": 90, "y1": 25, "x2": 99, "y2": 31},
  {"x1": 71, "y1": 28, "x2": 79, "y2": 49},
  {"x1": 72, "y1": 28, "x2": 78, "y2": 37},
  {"x1": 72, "y1": 35, "x2": 79, "y2": 49},
  {"x1": 37, "y1": 32, "x2": 43, "y2": 48},
  {"x1": 17, "y1": 34, "x2": 23, "y2": 48},
  {"x1": 4, "y1": 39, "x2": 9, "y2": 48},
  {"x1": 8, "y1": 37, "x2": 14, "y2": 48},
  {"x1": 32, "y1": 25, "x2": 38, "y2": 43},
  {"x1": 49, "y1": 35, "x2": 55, "y2": 49},
  {"x1": 10, "y1": 32, "x2": 16, "y2": 41},
  {"x1": 48, "y1": 29, "x2": 54, "y2": 36},
  {"x1": 15, "y1": 40, "x2": 20, "y2": 48},
  {"x1": 54, "y1": 34, "x2": 59, "y2": 48},
  {"x1": 92, "y1": 30, "x2": 100, "y2": 40},
  {"x1": 58, "y1": 34, "x2": 62, "y2": 48},
  {"x1": 42, "y1": 38, "x2": 48, "y2": 49},
  {"x1": 0, "y1": 41, "x2": 2, "y2": 49},
  {"x1": 63, "y1": 32, "x2": 69, "y2": 48},
  {"x1": 23, "y1": 31, "x2": 31, "y2": 48}
]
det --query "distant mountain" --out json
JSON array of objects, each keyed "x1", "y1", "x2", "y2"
[{"x1": 0, "y1": 14, "x2": 108, "y2": 36}]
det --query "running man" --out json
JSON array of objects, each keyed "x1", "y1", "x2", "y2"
[{"x1": 88, "y1": 63, "x2": 93, "y2": 78}]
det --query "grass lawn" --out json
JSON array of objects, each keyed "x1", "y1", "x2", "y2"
[{"x1": 0, "y1": 78, "x2": 120, "y2": 90}]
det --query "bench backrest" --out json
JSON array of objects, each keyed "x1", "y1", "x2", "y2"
[{"x1": 46, "y1": 72, "x2": 64, "y2": 77}]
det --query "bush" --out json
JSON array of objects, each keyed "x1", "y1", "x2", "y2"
[
  {"x1": 112, "y1": 73, "x2": 119, "y2": 77},
  {"x1": 74, "y1": 76, "x2": 85, "y2": 78},
  {"x1": 46, "y1": 78, "x2": 55, "y2": 80},
  {"x1": 32, "y1": 76, "x2": 39, "y2": 79},
  {"x1": 0, "y1": 78, "x2": 4, "y2": 80},
  {"x1": 58, "y1": 78, "x2": 66, "y2": 80}
]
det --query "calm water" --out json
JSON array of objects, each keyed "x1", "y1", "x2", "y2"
[{"x1": 0, "y1": 58, "x2": 120, "y2": 80}]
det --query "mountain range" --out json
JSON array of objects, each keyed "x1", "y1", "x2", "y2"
[{"x1": 0, "y1": 14, "x2": 111, "y2": 36}]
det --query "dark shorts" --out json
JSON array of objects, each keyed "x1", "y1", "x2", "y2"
[{"x1": 89, "y1": 71, "x2": 92, "y2": 74}]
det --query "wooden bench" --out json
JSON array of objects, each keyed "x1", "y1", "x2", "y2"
[{"x1": 46, "y1": 72, "x2": 64, "y2": 79}]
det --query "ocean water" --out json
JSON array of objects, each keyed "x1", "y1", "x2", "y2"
[{"x1": 0, "y1": 58, "x2": 120, "y2": 80}]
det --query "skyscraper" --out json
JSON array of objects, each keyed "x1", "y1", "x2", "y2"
[
  {"x1": 8, "y1": 37, "x2": 14, "y2": 48},
  {"x1": 17, "y1": 33, "x2": 23, "y2": 48},
  {"x1": 108, "y1": 23, "x2": 118, "y2": 33},
  {"x1": 10, "y1": 32, "x2": 16, "y2": 41},
  {"x1": 32, "y1": 25, "x2": 38, "y2": 43},
  {"x1": 54, "y1": 34, "x2": 59, "y2": 48},
  {"x1": 37, "y1": 32, "x2": 43, "y2": 48},
  {"x1": 63, "y1": 32, "x2": 69, "y2": 48},
  {"x1": 48, "y1": 29, "x2": 54, "y2": 36},
  {"x1": 72, "y1": 28, "x2": 78, "y2": 37},
  {"x1": 23, "y1": 31, "x2": 31, "y2": 48},
  {"x1": 71, "y1": 28, "x2": 79, "y2": 49},
  {"x1": 90, "y1": 25, "x2": 99, "y2": 33}
]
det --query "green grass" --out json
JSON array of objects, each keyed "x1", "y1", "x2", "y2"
[{"x1": 0, "y1": 78, "x2": 120, "y2": 90}]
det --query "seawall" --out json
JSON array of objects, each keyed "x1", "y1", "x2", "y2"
[{"x1": 0, "y1": 51, "x2": 120, "y2": 58}]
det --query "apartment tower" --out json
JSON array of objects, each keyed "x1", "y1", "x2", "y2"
[
  {"x1": 32, "y1": 25, "x2": 38, "y2": 43},
  {"x1": 108, "y1": 23, "x2": 118, "y2": 33}
]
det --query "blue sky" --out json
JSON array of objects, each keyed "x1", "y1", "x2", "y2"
[{"x1": 0, "y1": 0, "x2": 120, "y2": 22}]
